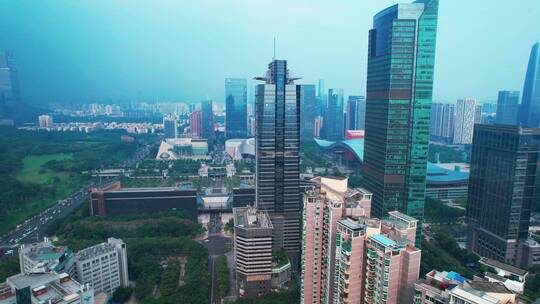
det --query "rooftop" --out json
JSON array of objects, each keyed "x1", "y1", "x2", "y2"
[
  {"x1": 469, "y1": 281, "x2": 513, "y2": 294},
  {"x1": 479, "y1": 257, "x2": 528, "y2": 276},
  {"x1": 338, "y1": 218, "x2": 367, "y2": 232},
  {"x1": 233, "y1": 206, "x2": 272, "y2": 229},
  {"x1": 76, "y1": 242, "x2": 116, "y2": 261},
  {"x1": 370, "y1": 234, "x2": 397, "y2": 248}
]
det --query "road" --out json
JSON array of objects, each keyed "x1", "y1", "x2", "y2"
[{"x1": 0, "y1": 144, "x2": 153, "y2": 258}]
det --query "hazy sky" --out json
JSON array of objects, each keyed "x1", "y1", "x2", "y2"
[{"x1": 1, "y1": 0, "x2": 539, "y2": 105}]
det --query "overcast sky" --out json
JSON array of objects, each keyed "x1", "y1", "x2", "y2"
[{"x1": 1, "y1": 0, "x2": 539, "y2": 105}]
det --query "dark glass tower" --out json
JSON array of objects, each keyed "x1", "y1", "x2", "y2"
[
  {"x1": 0, "y1": 51, "x2": 19, "y2": 103},
  {"x1": 347, "y1": 96, "x2": 365, "y2": 130},
  {"x1": 496, "y1": 90, "x2": 519, "y2": 125},
  {"x1": 466, "y1": 124, "x2": 540, "y2": 265},
  {"x1": 299, "y1": 84, "x2": 316, "y2": 142},
  {"x1": 201, "y1": 99, "x2": 215, "y2": 149},
  {"x1": 254, "y1": 59, "x2": 301, "y2": 265},
  {"x1": 519, "y1": 43, "x2": 540, "y2": 128},
  {"x1": 225, "y1": 78, "x2": 248, "y2": 139},
  {"x1": 323, "y1": 88, "x2": 344, "y2": 141},
  {"x1": 363, "y1": 0, "x2": 439, "y2": 245}
]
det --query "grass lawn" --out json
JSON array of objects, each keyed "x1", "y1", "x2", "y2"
[
  {"x1": 16, "y1": 153, "x2": 73, "y2": 184},
  {"x1": 1, "y1": 153, "x2": 88, "y2": 236}
]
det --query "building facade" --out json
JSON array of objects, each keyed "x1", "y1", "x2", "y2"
[
  {"x1": 201, "y1": 99, "x2": 215, "y2": 148},
  {"x1": 19, "y1": 239, "x2": 75, "y2": 277},
  {"x1": 190, "y1": 110, "x2": 202, "y2": 137},
  {"x1": 163, "y1": 116, "x2": 178, "y2": 139},
  {"x1": 466, "y1": 124, "x2": 540, "y2": 267},
  {"x1": 496, "y1": 91, "x2": 520, "y2": 125},
  {"x1": 254, "y1": 59, "x2": 301, "y2": 264},
  {"x1": 323, "y1": 89, "x2": 344, "y2": 141},
  {"x1": 226, "y1": 78, "x2": 248, "y2": 139},
  {"x1": 0, "y1": 51, "x2": 19, "y2": 103},
  {"x1": 363, "y1": 0, "x2": 439, "y2": 246},
  {"x1": 300, "y1": 84, "x2": 317, "y2": 141},
  {"x1": 349, "y1": 96, "x2": 366, "y2": 131},
  {"x1": 519, "y1": 42, "x2": 540, "y2": 128},
  {"x1": 453, "y1": 99, "x2": 477, "y2": 144},
  {"x1": 430, "y1": 103, "x2": 454, "y2": 143},
  {"x1": 38, "y1": 115, "x2": 54, "y2": 128},
  {"x1": 74, "y1": 238, "x2": 128, "y2": 295},
  {"x1": 233, "y1": 207, "x2": 274, "y2": 298}
]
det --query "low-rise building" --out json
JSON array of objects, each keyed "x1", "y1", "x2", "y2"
[
  {"x1": 478, "y1": 258, "x2": 528, "y2": 294},
  {"x1": 0, "y1": 272, "x2": 94, "y2": 304},
  {"x1": 74, "y1": 238, "x2": 128, "y2": 295},
  {"x1": 19, "y1": 238, "x2": 75, "y2": 277}
]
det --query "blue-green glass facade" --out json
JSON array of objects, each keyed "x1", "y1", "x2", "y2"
[
  {"x1": 225, "y1": 78, "x2": 248, "y2": 139},
  {"x1": 300, "y1": 84, "x2": 316, "y2": 141},
  {"x1": 323, "y1": 88, "x2": 344, "y2": 141},
  {"x1": 519, "y1": 43, "x2": 540, "y2": 128},
  {"x1": 363, "y1": 0, "x2": 439, "y2": 245}
]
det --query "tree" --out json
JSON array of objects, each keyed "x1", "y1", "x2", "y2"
[{"x1": 111, "y1": 287, "x2": 133, "y2": 303}]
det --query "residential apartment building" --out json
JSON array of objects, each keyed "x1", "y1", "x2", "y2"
[
  {"x1": 453, "y1": 99, "x2": 476, "y2": 145},
  {"x1": 74, "y1": 238, "x2": 128, "y2": 295}
]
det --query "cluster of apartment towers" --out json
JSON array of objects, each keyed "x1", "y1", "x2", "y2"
[{"x1": 232, "y1": 0, "x2": 540, "y2": 303}]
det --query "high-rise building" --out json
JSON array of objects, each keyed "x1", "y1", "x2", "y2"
[
  {"x1": 453, "y1": 98, "x2": 476, "y2": 144},
  {"x1": 345, "y1": 96, "x2": 357, "y2": 131},
  {"x1": 348, "y1": 96, "x2": 366, "y2": 130},
  {"x1": 466, "y1": 124, "x2": 540, "y2": 267},
  {"x1": 201, "y1": 99, "x2": 215, "y2": 148},
  {"x1": 300, "y1": 84, "x2": 317, "y2": 141},
  {"x1": 314, "y1": 116, "x2": 323, "y2": 138},
  {"x1": 317, "y1": 79, "x2": 327, "y2": 116},
  {"x1": 254, "y1": 59, "x2": 301, "y2": 264},
  {"x1": 363, "y1": 0, "x2": 439, "y2": 245},
  {"x1": 38, "y1": 115, "x2": 54, "y2": 128},
  {"x1": 190, "y1": 110, "x2": 202, "y2": 137},
  {"x1": 323, "y1": 88, "x2": 344, "y2": 141},
  {"x1": 430, "y1": 103, "x2": 455, "y2": 143},
  {"x1": 163, "y1": 116, "x2": 178, "y2": 139},
  {"x1": 300, "y1": 176, "x2": 372, "y2": 304},
  {"x1": 74, "y1": 238, "x2": 129, "y2": 295},
  {"x1": 496, "y1": 91, "x2": 520, "y2": 125},
  {"x1": 233, "y1": 206, "x2": 274, "y2": 298},
  {"x1": 518, "y1": 42, "x2": 540, "y2": 128},
  {"x1": 225, "y1": 78, "x2": 248, "y2": 139},
  {"x1": 0, "y1": 51, "x2": 19, "y2": 103},
  {"x1": 474, "y1": 105, "x2": 482, "y2": 124}
]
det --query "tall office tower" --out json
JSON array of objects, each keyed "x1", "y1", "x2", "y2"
[
  {"x1": 225, "y1": 78, "x2": 248, "y2": 139},
  {"x1": 430, "y1": 103, "x2": 455, "y2": 143},
  {"x1": 201, "y1": 99, "x2": 215, "y2": 148},
  {"x1": 323, "y1": 88, "x2": 344, "y2": 141},
  {"x1": 348, "y1": 96, "x2": 366, "y2": 130},
  {"x1": 254, "y1": 59, "x2": 301, "y2": 264},
  {"x1": 363, "y1": 0, "x2": 439, "y2": 245},
  {"x1": 519, "y1": 42, "x2": 540, "y2": 128},
  {"x1": 300, "y1": 84, "x2": 317, "y2": 141},
  {"x1": 233, "y1": 206, "x2": 274, "y2": 298},
  {"x1": 0, "y1": 52, "x2": 19, "y2": 103},
  {"x1": 75, "y1": 238, "x2": 129, "y2": 295},
  {"x1": 345, "y1": 96, "x2": 357, "y2": 131},
  {"x1": 474, "y1": 105, "x2": 482, "y2": 124},
  {"x1": 314, "y1": 116, "x2": 323, "y2": 138},
  {"x1": 317, "y1": 79, "x2": 327, "y2": 116},
  {"x1": 453, "y1": 98, "x2": 476, "y2": 144},
  {"x1": 301, "y1": 176, "x2": 373, "y2": 304},
  {"x1": 190, "y1": 110, "x2": 202, "y2": 137},
  {"x1": 496, "y1": 91, "x2": 520, "y2": 125},
  {"x1": 466, "y1": 124, "x2": 540, "y2": 266},
  {"x1": 163, "y1": 116, "x2": 178, "y2": 139}
]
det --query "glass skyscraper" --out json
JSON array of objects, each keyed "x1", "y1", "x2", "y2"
[
  {"x1": 323, "y1": 88, "x2": 344, "y2": 141},
  {"x1": 347, "y1": 95, "x2": 366, "y2": 130},
  {"x1": 466, "y1": 124, "x2": 540, "y2": 266},
  {"x1": 0, "y1": 52, "x2": 19, "y2": 103},
  {"x1": 496, "y1": 90, "x2": 519, "y2": 125},
  {"x1": 519, "y1": 42, "x2": 540, "y2": 128},
  {"x1": 225, "y1": 78, "x2": 248, "y2": 139},
  {"x1": 299, "y1": 84, "x2": 317, "y2": 142},
  {"x1": 363, "y1": 0, "x2": 439, "y2": 245},
  {"x1": 254, "y1": 59, "x2": 301, "y2": 265},
  {"x1": 201, "y1": 99, "x2": 215, "y2": 149}
]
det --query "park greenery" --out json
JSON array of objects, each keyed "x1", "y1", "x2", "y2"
[
  {"x1": 49, "y1": 206, "x2": 209, "y2": 304},
  {"x1": 300, "y1": 141, "x2": 331, "y2": 171},
  {"x1": 0, "y1": 127, "x2": 142, "y2": 235},
  {"x1": 111, "y1": 287, "x2": 133, "y2": 303},
  {"x1": 216, "y1": 255, "x2": 230, "y2": 298},
  {"x1": 0, "y1": 257, "x2": 19, "y2": 282},
  {"x1": 428, "y1": 144, "x2": 470, "y2": 163},
  {"x1": 424, "y1": 197, "x2": 465, "y2": 224},
  {"x1": 228, "y1": 279, "x2": 300, "y2": 304}
]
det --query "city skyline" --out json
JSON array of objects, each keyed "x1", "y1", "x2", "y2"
[{"x1": 0, "y1": 1, "x2": 539, "y2": 105}]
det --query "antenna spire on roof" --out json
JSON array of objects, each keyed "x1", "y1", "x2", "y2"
[{"x1": 273, "y1": 36, "x2": 277, "y2": 60}]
